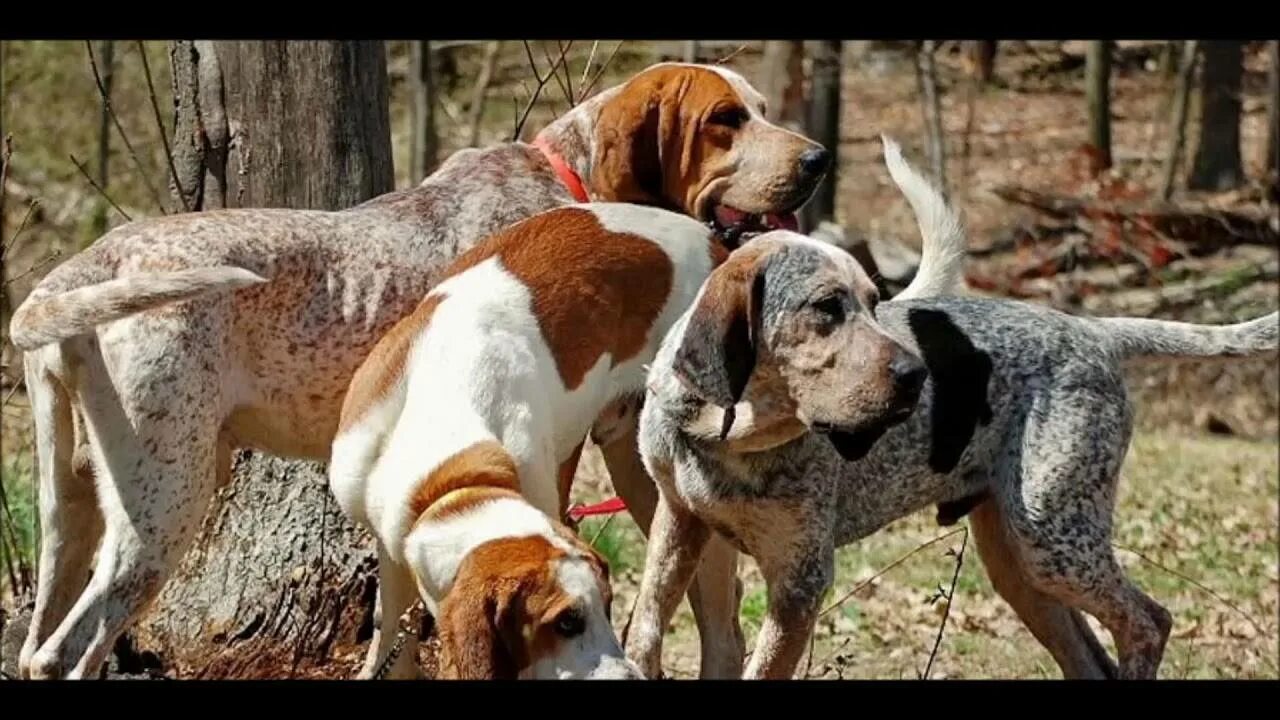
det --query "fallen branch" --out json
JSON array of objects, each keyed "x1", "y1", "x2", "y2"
[
  {"x1": 819, "y1": 528, "x2": 966, "y2": 618},
  {"x1": 920, "y1": 527, "x2": 968, "y2": 679},
  {"x1": 84, "y1": 41, "x2": 167, "y2": 215}
]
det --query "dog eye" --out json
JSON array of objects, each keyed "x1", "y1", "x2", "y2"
[
  {"x1": 812, "y1": 295, "x2": 845, "y2": 324},
  {"x1": 708, "y1": 108, "x2": 748, "y2": 129},
  {"x1": 554, "y1": 609, "x2": 586, "y2": 638}
]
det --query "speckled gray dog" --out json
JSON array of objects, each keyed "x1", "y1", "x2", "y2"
[
  {"x1": 7, "y1": 62, "x2": 829, "y2": 680},
  {"x1": 627, "y1": 137, "x2": 1279, "y2": 680}
]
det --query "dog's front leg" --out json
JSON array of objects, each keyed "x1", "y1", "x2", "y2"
[
  {"x1": 625, "y1": 491, "x2": 712, "y2": 679},
  {"x1": 743, "y1": 542, "x2": 834, "y2": 680}
]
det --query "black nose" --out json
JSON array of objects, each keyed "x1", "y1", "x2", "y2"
[
  {"x1": 798, "y1": 147, "x2": 833, "y2": 180},
  {"x1": 890, "y1": 351, "x2": 927, "y2": 397}
]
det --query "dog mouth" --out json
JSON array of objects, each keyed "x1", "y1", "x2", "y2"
[{"x1": 707, "y1": 204, "x2": 801, "y2": 248}]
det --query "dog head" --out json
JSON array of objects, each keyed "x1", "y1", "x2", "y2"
[
  {"x1": 436, "y1": 532, "x2": 640, "y2": 680},
  {"x1": 671, "y1": 232, "x2": 927, "y2": 460},
  {"x1": 580, "y1": 63, "x2": 831, "y2": 240}
]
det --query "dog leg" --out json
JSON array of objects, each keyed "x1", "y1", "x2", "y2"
[
  {"x1": 742, "y1": 541, "x2": 833, "y2": 680},
  {"x1": 625, "y1": 491, "x2": 712, "y2": 679},
  {"x1": 18, "y1": 353, "x2": 104, "y2": 678},
  {"x1": 599, "y1": 423, "x2": 745, "y2": 678},
  {"x1": 357, "y1": 546, "x2": 422, "y2": 680},
  {"x1": 26, "y1": 332, "x2": 223, "y2": 679},
  {"x1": 969, "y1": 499, "x2": 1117, "y2": 678}
]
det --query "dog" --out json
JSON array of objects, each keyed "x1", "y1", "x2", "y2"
[
  {"x1": 625, "y1": 137, "x2": 1279, "y2": 680},
  {"x1": 328, "y1": 203, "x2": 728, "y2": 678},
  {"x1": 7, "y1": 62, "x2": 829, "y2": 679}
]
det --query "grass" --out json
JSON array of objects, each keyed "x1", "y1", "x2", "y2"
[
  {"x1": 590, "y1": 430, "x2": 1278, "y2": 680},
  {"x1": 0, "y1": 452, "x2": 37, "y2": 600}
]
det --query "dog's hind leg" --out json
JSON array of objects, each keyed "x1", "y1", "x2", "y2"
[
  {"x1": 1004, "y1": 391, "x2": 1172, "y2": 680},
  {"x1": 26, "y1": 325, "x2": 225, "y2": 679},
  {"x1": 18, "y1": 348, "x2": 105, "y2": 678},
  {"x1": 969, "y1": 498, "x2": 1117, "y2": 678}
]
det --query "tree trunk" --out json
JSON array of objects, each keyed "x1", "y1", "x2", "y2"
[
  {"x1": 1160, "y1": 41, "x2": 1199, "y2": 202},
  {"x1": 1267, "y1": 40, "x2": 1279, "y2": 180},
  {"x1": 466, "y1": 41, "x2": 501, "y2": 148},
  {"x1": 135, "y1": 40, "x2": 394, "y2": 679},
  {"x1": 409, "y1": 40, "x2": 438, "y2": 183},
  {"x1": 963, "y1": 41, "x2": 997, "y2": 85},
  {"x1": 90, "y1": 40, "x2": 114, "y2": 239},
  {"x1": 1085, "y1": 40, "x2": 1113, "y2": 170},
  {"x1": 802, "y1": 40, "x2": 841, "y2": 233},
  {"x1": 760, "y1": 41, "x2": 806, "y2": 130},
  {"x1": 682, "y1": 40, "x2": 699, "y2": 63},
  {"x1": 1188, "y1": 41, "x2": 1245, "y2": 191},
  {"x1": 915, "y1": 41, "x2": 948, "y2": 199}
]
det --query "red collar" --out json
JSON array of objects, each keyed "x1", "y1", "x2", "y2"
[{"x1": 533, "y1": 135, "x2": 590, "y2": 203}]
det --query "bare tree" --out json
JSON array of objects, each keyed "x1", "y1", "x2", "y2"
[
  {"x1": 1189, "y1": 41, "x2": 1245, "y2": 191},
  {"x1": 409, "y1": 41, "x2": 438, "y2": 183},
  {"x1": 1160, "y1": 41, "x2": 1199, "y2": 202},
  {"x1": 963, "y1": 41, "x2": 997, "y2": 85},
  {"x1": 760, "y1": 41, "x2": 806, "y2": 130},
  {"x1": 915, "y1": 41, "x2": 948, "y2": 198},
  {"x1": 134, "y1": 40, "x2": 394, "y2": 678},
  {"x1": 465, "y1": 41, "x2": 501, "y2": 148},
  {"x1": 90, "y1": 40, "x2": 114, "y2": 238},
  {"x1": 1085, "y1": 40, "x2": 1113, "y2": 170},
  {"x1": 802, "y1": 40, "x2": 842, "y2": 232}
]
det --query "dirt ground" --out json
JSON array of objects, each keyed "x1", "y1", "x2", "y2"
[{"x1": 1, "y1": 40, "x2": 1277, "y2": 679}]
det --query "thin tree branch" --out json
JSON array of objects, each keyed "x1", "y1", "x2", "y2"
[
  {"x1": 921, "y1": 527, "x2": 967, "y2": 679},
  {"x1": 579, "y1": 41, "x2": 625, "y2": 101},
  {"x1": 511, "y1": 41, "x2": 572, "y2": 142},
  {"x1": 84, "y1": 41, "x2": 167, "y2": 215},
  {"x1": 557, "y1": 40, "x2": 575, "y2": 105},
  {"x1": 537, "y1": 41, "x2": 571, "y2": 113},
  {"x1": 580, "y1": 41, "x2": 601, "y2": 95},
  {"x1": 466, "y1": 41, "x2": 501, "y2": 148},
  {"x1": 3, "y1": 200, "x2": 38, "y2": 255},
  {"x1": 715, "y1": 43, "x2": 750, "y2": 66},
  {"x1": 819, "y1": 528, "x2": 966, "y2": 618},
  {"x1": 70, "y1": 153, "x2": 131, "y2": 222},
  {"x1": 136, "y1": 41, "x2": 189, "y2": 212}
]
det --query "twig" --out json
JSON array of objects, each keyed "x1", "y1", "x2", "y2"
[
  {"x1": 819, "y1": 528, "x2": 966, "y2": 618},
  {"x1": 587, "y1": 514, "x2": 616, "y2": 548},
  {"x1": 512, "y1": 41, "x2": 572, "y2": 142},
  {"x1": 536, "y1": 41, "x2": 571, "y2": 113},
  {"x1": 808, "y1": 637, "x2": 852, "y2": 679},
  {"x1": 4, "y1": 200, "x2": 38, "y2": 255},
  {"x1": 137, "y1": 41, "x2": 188, "y2": 212},
  {"x1": 920, "y1": 526, "x2": 967, "y2": 679},
  {"x1": 715, "y1": 44, "x2": 750, "y2": 66},
  {"x1": 84, "y1": 41, "x2": 167, "y2": 215},
  {"x1": 1111, "y1": 541, "x2": 1277, "y2": 673},
  {"x1": 70, "y1": 154, "x2": 131, "y2": 222},
  {"x1": 580, "y1": 41, "x2": 600, "y2": 94},
  {"x1": 579, "y1": 41, "x2": 625, "y2": 101},
  {"x1": 3, "y1": 248, "x2": 61, "y2": 287},
  {"x1": 557, "y1": 40, "x2": 575, "y2": 105}
]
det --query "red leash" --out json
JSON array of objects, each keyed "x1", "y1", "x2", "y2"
[
  {"x1": 566, "y1": 496, "x2": 628, "y2": 523},
  {"x1": 532, "y1": 135, "x2": 590, "y2": 203}
]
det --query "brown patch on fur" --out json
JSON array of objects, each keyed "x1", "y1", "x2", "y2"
[
  {"x1": 592, "y1": 66, "x2": 743, "y2": 213},
  {"x1": 450, "y1": 208, "x2": 677, "y2": 390},
  {"x1": 557, "y1": 441, "x2": 585, "y2": 514},
  {"x1": 408, "y1": 441, "x2": 520, "y2": 520},
  {"x1": 336, "y1": 293, "x2": 447, "y2": 433}
]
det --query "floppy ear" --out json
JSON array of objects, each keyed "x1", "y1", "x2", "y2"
[
  {"x1": 592, "y1": 78, "x2": 674, "y2": 206},
  {"x1": 437, "y1": 587, "x2": 523, "y2": 680},
  {"x1": 672, "y1": 253, "x2": 769, "y2": 439}
]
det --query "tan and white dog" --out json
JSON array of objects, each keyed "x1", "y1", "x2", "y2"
[{"x1": 328, "y1": 202, "x2": 729, "y2": 679}]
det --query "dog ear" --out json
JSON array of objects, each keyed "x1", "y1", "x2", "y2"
[
  {"x1": 437, "y1": 585, "x2": 523, "y2": 680},
  {"x1": 592, "y1": 81, "x2": 666, "y2": 207},
  {"x1": 672, "y1": 252, "x2": 770, "y2": 438}
]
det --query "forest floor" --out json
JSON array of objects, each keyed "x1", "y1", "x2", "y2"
[{"x1": 1, "y1": 40, "x2": 1277, "y2": 679}]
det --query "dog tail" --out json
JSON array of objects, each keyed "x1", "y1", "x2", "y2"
[
  {"x1": 880, "y1": 134, "x2": 968, "y2": 301},
  {"x1": 9, "y1": 266, "x2": 268, "y2": 351},
  {"x1": 1095, "y1": 312, "x2": 1279, "y2": 361}
]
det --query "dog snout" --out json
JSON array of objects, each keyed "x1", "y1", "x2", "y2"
[
  {"x1": 587, "y1": 655, "x2": 646, "y2": 680},
  {"x1": 890, "y1": 350, "x2": 927, "y2": 399},
  {"x1": 798, "y1": 147, "x2": 833, "y2": 183}
]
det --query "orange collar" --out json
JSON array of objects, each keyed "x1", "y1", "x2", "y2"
[{"x1": 533, "y1": 136, "x2": 590, "y2": 203}]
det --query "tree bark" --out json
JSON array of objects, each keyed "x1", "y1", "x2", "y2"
[
  {"x1": 1266, "y1": 41, "x2": 1279, "y2": 180},
  {"x1": 1189, "y1": 41, "x2": 1245, "y2": 191},
  {"x1": 802, "y1": 40, "x2": 841, "y2": 232},
  {"x1": 963, "y1": 41, "x2": 997, "y2": 85},
  {"x1": 915, "y1": 41, "x2": 948, "y2": 199},
  {"x1": 1160, "y1": 41, "x2": 1199, "y2": 202},
  {"x1": 135, "y1": 40, "x2": 394, "y2": 679},
  {"x1": 466, "y1": 41, "x2": 501, "y2": 148},
  {"x1": 89, "y1": 40, "x2": 114, "y2": 239},
  {"x1": 1085, "y1": 40, "x2": 1113, "y2": 170},
  {"x1": 760, "y1": 41, "x2": 806, "y2": 130},
  {"x1": 409, "y1": 41, "x2": 438, "y2": 183}
]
